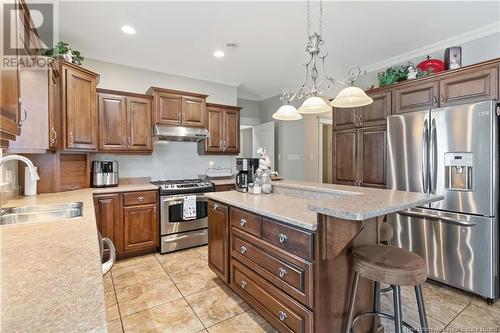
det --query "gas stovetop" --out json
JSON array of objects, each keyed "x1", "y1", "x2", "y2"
[{"x1": 151, "y1": 179, "x2": 214, "y2": 195}]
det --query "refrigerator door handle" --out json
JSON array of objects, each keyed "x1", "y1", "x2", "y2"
[
  {"x1": 422, "y1": 119, "x2": 429, "y2": 193},
  {"x1": 429, "y1": 118, "x2": 438, "y2": 194},
  {"x1": 398, "y1": 209, "x2": 477, "y2": 227}
]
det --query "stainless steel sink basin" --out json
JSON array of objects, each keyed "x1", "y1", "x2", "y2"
[{"x1": 0, "y1": 202, "x2": 83, "y2": 225}]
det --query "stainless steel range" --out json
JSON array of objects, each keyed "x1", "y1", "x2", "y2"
[{"x1": 151, "y1": 179, "x2": 214, "y2": 254}]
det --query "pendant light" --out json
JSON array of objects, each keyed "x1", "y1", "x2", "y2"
[
  {"x1": 272, "y1": 104, "x2": 303, "y2": 121},
  {"x1": 330, "y1": 86, "x2": 373, "y2": 108},
  {"x1": 275, "y1": 0, "x2": 372, "y2": 120}
]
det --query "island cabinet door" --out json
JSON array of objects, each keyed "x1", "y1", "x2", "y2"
[
  {"x1": 208, "y1": 200, "x2": 230, "y2": 283},
  {"x1": 121, "y1": 204, "x2": 159, "y2": 253},
  {"x1": 333, "y1": 128, "x2": 357, "y2": 186}
]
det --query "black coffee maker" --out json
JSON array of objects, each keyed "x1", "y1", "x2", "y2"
[{"x1": 235, "y1": 158, "x2": 260, "y2": 192}]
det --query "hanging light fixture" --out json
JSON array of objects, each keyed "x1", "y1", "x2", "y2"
[
  {"x1": 275, "y1": 0, "x2": 372, "y2": 120},
  {"x1": 272, "y1": 104, "x2": 303, "y2": 121}
]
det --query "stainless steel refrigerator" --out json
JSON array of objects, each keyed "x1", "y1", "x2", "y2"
[{"x1": 387, "y1": 100, "x2": 499, "y2": 301}]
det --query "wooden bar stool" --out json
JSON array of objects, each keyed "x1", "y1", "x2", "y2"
[{"x1": 345, "y1": 244, "x2": 429, "y2": 333}]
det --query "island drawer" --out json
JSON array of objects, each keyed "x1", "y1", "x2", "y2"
[
  {"x1": 123, "y1": 190, "x2": 157, "y2": 206},
  {"x1": 230, "y1": 207, "x2": 262, "y2": 238},
  {"x1": 231, "y1": 259, "x2": 313, "y2": 333},
  {"x1": 262, "y1": 218, "x2": 313, "y2": 261},
  {"x1": 231, "y1": 228, "x2": 313, "y2": 308}
]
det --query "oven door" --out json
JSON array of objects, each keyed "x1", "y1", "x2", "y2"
[{"x1": 160, "y1": 194, "x2": 209, "y2": 235}]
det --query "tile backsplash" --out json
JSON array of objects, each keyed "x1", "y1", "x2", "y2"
[{"x1": 92, "y1": 141, "x2": 236, "y2": 180}]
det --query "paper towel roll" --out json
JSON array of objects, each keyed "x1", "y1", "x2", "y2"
[{"x1": 24, "y1": 166, "x2": 37, "y2": 196}]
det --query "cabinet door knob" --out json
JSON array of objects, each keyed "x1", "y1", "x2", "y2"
[
  {"x1": 69, "y1": 132, "x2": 74, "y2": 145},
  {"x1": 278, "y1": 233, "x2": 288, "y2": 244},
  {"x1": 137, "y1": 196, "x2": 144, "y2": 202},
  {"x1": 240, "y1": 280, "x2": 247, "y2": 289},
  {"x1": 240, "y1": 246, "x2": 247, "y2": 254},
  {"x1": 278, "y1": 267, "x2": 288, "y2": 278},
  {"x1": 239, "y1": 219, "x2": 246, "y2": 226},
  {"x1": 278, "y1": 310, "x2": 288, "y2": 321}
]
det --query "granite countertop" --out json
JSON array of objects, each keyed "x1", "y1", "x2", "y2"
[
  {"x1": 206, "y1": 180, "x2": 443, "y2": 231},
  {"x1": 0, "y1": 183, "x2": 157, "y2": 332}
]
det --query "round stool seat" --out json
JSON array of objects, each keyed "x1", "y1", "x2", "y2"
[
  {"x1": 380, "y1": 222, "x2": 393, "y2": 243},
  {"x1": 353, "y1": 245, "x2": 427, "y2": 286}
]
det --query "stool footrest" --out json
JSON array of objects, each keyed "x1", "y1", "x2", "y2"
[{"x1": 352, "y1": 311, "x2": 418, "y2": 333}]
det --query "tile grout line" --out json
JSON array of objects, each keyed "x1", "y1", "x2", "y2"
[
  {"x1": 109, "y1": 271, "x2": 125, "y2": 333},
  {"x1": 441, "y1": 297, "x2": 474, "y2": 332}
]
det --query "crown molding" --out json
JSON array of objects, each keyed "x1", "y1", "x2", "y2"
[
  {"x1": 364, "y1": 22, "x2": 500, "y2": 73},
  {"x1": 237, "y1": 92, "x2": 263, "y2": 101}
]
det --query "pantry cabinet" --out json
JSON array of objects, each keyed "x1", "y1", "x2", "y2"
[
  {"x1": 198, "y1": 103, "x2": 241, "y2": 155},
  {"x1": 97, "y1": 89, "x2": 152, "y2": 153},
  {"x1": 333, "y1": 91, "x2": 391, "y2": 129},
  {"x1": 147, "y1": 87, "x2": 208, "y2": 128}
]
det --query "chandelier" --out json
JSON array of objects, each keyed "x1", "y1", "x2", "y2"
[{"x1": 273, "y1": 0, "x2": 373, "y2": 121}]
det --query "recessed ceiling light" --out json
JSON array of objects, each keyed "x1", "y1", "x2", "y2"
[
  {"x1": 213, "y1": 50, "x2": 225, "y2": 58},
  {"x1": 121, "y1": 25, "x2": 136, "y2": 35}
]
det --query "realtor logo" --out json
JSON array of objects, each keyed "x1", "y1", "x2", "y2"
[{"x1": 3, "y1": 2, "x2": 54, "y2": 68}]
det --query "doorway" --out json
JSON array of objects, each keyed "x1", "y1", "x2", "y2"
[{"x1": 318, "y1": 117, "x2": 333, "y2": 183}]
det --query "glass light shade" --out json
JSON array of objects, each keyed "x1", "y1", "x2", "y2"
[
  {"x1": 272, "y1": 104, "x2": 303, "y2": 121},
  {"x1": 330, "y1": 86, "x2": 373, "y2": 108},
  {"x1": 298, "y1": 96, "x2": 331, "y2": 114}
]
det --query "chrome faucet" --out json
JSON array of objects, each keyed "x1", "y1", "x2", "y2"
[{"x1": 0, "y1": 155, "x2": 40, "y2": 181}]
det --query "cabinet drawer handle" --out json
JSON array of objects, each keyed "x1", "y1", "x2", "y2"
[
  {"x1": 122, "y1": 136, "x2": 127, "y2": 147},
  {"x1": 137, "y1": 196, "x2": 144, "y2": 202},
  {"x1": 240, "y1": 246, "x2": 247, "y2": 254},
  {"x1": 18, "y1": 100, "x2": 28, "y2": 126},
  {"x1": 213, "y1": 203, "x2": 218, "y2": 210},
  {"x1": 278, "y1": 267, "x2": 288, "y2": 278},
  {"x1": 239, "y1": 218, "x2": 246, "y2": 226},
  {"x1": 69, "y1": 132, "x2": 74, "y2": 145},
  {"x1": 433, "y1": 95, "x2": 438, "y2": 104},
  {"x1": 440, "y1": 94, "x2": 445, "y2": 103},
  {"x1": 278, "y1": 310, "x2": 288, "y2": 321},
  {"x1": 66, "y1": 185, "x2": 79, "y2": 190},
  {"x1": 240, "y1": 280, "x2": 247, "y2": 289},
  {"x1": 278, "y1": 233, "x2": 288, "y2": 244}
]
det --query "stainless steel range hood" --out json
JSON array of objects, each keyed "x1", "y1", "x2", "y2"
[{"x1": 153, "y1": 124, "x2": 209, "y2": 142}]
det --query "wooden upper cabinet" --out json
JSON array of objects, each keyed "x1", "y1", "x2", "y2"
[
  {"x1": 208, "y1": 200, "x2": 229, "y2": 283},
  {"x1": 205, "y1": 106, "x2": 224, "y2": 152},
  {"x1": 223, "y1": 108, "x2": 240, "y2": 154},
  {"x1": 359, "y1": 91, "x2": 391, "y2": 126},
  {"x1": 183, "y1": 96, "x2": 206, "y2": 127},
  {"x1": 333, "y1": 107, "x2": 357, "y2": 129},
  {"x1": 98, "y1": 93, "x2": 127, "y2": 151},
  {"x1": 147, "y1": 87, "x2": 208, "y2": 128},
  {"x1": 127, "y1": 96, "x2": 152, "y2": 151},
  {"x1": 358, "y1": 126, "x2": 387, "y2": 188},
  {"x1": 157, "y1": 93, "x2": 182, "y2": 125},
  {"x1": 61, "y1": 62, "x2": 99, "y2": 151},
  {"x1": 1, "y1": 68, "x2": 21, "y2": 138},
  {"x1": 198, "y1": 103, "x2": 241, "y2": 155},
  {"x1": 393, "y1": 79, "x2": 438, "y2": 114},
  {"x1": 333, "y1": 129, "x2": 357, "y2": 186},
  {"x1": 48, "y1": 63, "x2": 60, "y2": 150},
  {"x1": 97, "y1": 89, "x2": 152, "y2": 153},
  {"x1": 439, "y1": 66, "x2": 498, "y2": 107}
]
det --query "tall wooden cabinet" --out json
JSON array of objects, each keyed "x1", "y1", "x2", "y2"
[
  {"x1": 146, "y1": 87, "x2": 208, "y2": 128},
  {"x1": 208, "y1": 200, "x2": 230, "y2": 283},
  {"x1": 97, "y1": 89, "x2": 152, "y2": 153},
  {"x1": 198, "y1": 103, "x2": 241, "y2": 155}
]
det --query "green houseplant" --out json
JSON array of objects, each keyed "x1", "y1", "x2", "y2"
[
  {"x1": 44, "y1": 41, "x2": 84, "y2": 65},
  {"x1": 378, "y1": 62, "x2": 431, "y2": 87}
]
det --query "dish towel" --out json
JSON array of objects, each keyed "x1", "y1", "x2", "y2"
[{"x1": 183, "y1": 195, "x2": 197, "y2": 220}]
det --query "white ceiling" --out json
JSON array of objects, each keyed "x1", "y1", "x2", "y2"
[{"x1": 58, "y1": 1, "x2": 500, "y2": 100}]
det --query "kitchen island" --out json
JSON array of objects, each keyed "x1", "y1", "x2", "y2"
[{"x1": 205, "y1": 180, "x2": 442, "y2": 333}]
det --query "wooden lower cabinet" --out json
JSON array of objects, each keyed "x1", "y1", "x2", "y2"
[
  {"x1": 93, "y1": 190, "x2": 159, "y2": 259},
  {"x1": 208, "y1": 200, "x2": 230, "y2": 283},
  {"x1": 208, "y1": 200, "x2": 380, "y2": 333},
  {"x1": 214, "y1": 183, "x2": 235, "y2": 192}
]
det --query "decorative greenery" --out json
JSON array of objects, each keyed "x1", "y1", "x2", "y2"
[
  {"x1": 43, "y1": 41, "x2": 84, "y2": 65},
  {"x1": 378, "y1": 62, "x2": 432, "y2": 87}
]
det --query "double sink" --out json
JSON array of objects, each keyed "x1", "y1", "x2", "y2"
[{"x1": 0, "y1": 202, "x2": 83, "y2": 225}]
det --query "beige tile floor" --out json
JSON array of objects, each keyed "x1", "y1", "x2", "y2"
[{"x1": 104, "y1": 246, "x2": 500, "y2": 333}]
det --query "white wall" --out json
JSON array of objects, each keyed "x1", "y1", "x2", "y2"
[
  {"x1": 85, "y1": 58, "x2": 239, "y2": 179},
  {"x1": 237, "y1": 98, "x2": 261, "y2": 126}
]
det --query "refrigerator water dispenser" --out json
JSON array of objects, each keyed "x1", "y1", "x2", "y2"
[{"x1": 444, "y1": 153, "x2": 473, "y2": 191}]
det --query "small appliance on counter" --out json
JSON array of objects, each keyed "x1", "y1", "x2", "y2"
[
  {"x1": 235, "y1": 157, "x2": 259, "y2": 192},
  {"x1": 91, "y1": 161, "x2": 119, "y2": 188}
]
